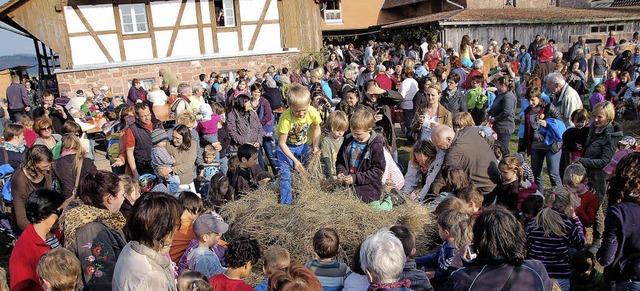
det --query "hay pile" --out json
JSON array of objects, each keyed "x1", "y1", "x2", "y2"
[{"x1": 220, "y1": 170, "x2": 436, "y2": 266}]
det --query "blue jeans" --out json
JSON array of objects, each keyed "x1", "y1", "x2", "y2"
[
  {"x1": 496, "y1": 131, "x2": 512, "y2": 155},
  {"x1": 276, "y1": 143, "x2": 310, "y2": 205},
  {"x1": 263, "y1": 136, "x2": 278, "y2": 175},
  {"x1": 403, "y1": 109, "x2": 415, "y2": 134},
  {"x1": 530, "y1": 148, "x2": 562, "y2": 194},
  {"x1": 554, "y1": 278, "x2": 570, "y2": 291},
  {"x1": 219, "y1": 156, "x2": 229, "y2": 176},
  {"x1": 617, "y1": 280, "x2": 640, "y2": 291}
]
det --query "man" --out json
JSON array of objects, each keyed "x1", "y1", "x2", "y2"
[
  {"x1": 6, "y1": 75, "x2": 31, "y2": 122},
  {"x1": 32, "y1": 91, "x2": 72, "y2": 134},
  {"x1": 528, "y1": 34, "x2": 541, "y2": 63},
  {"x1": 419, "y1": 37, "x2": 429, "y2": 61},
  {"x1": 199, "y1": 73, "x2": 211, "y2": 93},
  {"x1": 125, "y1": 102, "x2": 163, "y2": 178},
  {"x1": 546, "y1": 72, "x2": 583, "y2": 127},
  {"x1": 159, "y1": 68, "x2": 180, "y2": 92},
  {"x1": 569, "y1": 36, "x2": 590, "y2": 62},
  {"x1": 517, "y1": 45, "x2": 532, "y2": 76},
  {"x1": 430, "y1": 125, "x2": 500, "y2": 196}
]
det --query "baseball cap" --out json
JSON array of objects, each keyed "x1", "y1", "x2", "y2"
[{"x1": 192, "y1": 213, "x2": 229, "y2": 237}]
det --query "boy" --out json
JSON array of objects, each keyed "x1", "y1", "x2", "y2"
[
  {"x1": 304, "y1": 228, "x2": 350, "y2": 291},
  {"x1": 465, "y1": 75, "x2": 487, "y2": 125},
  {"x1": 563, "y1": 164, "x2": 598, "y2": 229},
  {"x1": 231, "y1": 144, "x2": 271, "y2": 199},
  {"x1": 150, "y1": 128, "x2": 180, "y2": 194},
  {"x1": 36, "y1": 248, "x2": 81, "y2": 291},
  {"x1": 455, "y1": 184, "x2": 484, "y2": 218},
  {"x1": 209, "y1": 237, "x2": 261, "y2": 291},
  {"x1": 570, "y1": 250, "x2": 612, "y2": 291},
  {"x1": 170, "y1": 192, "x2": 203, "y2": 262},
  {"x1": 255, "y1": 246, "x2": 291, "y2": 291},
  {"x1": 336, "y1": 109, "x2": 386, "y2": 209},
  {"x1": 187, "y1": 213, "x2": 229, "y2": 278},
  {"x1": 561, "y1": 108, "x2": 589, "y2": 177},
  {"x1": 321, "y1": 110, "x2": 349, "y2": 179},
  {"x1": 390, "y1": 225, "x2": 434, "y2": 291},
  {"x1": 275, "y1": 84, "x2": 322, "y2": 204},
  {"x1": 199, "y1": 144, "x2": 220, "y2": 198}
]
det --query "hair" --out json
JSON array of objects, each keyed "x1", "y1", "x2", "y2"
[
  {"x1": 125, "y1": 192, "x2": 182, "y2": 250},
  {"x1": 472, "y1": 59, "x2": 484, "y2": 70},
  {"x1": 36, "y1": 248, "x2": 81, "y2": 291},
  {"x1": 176, "y1": 110, "x2": 197, "y2": 128},
  {"x1": 287, "y1": 84, "x2": 311, "y2": 108},
  {"x1": 263, "y1": 246, "x2": 291, "y2": 275},
  {"x1": 492, "y1": 140, "x2": 508, "y2": 161},
  {"x1": 0, "y1": 267, "x2": 7, "y2": 291},
  {"x1": 25, "y1": 188, "x2": 65, "y2": 224},
  {"x1": 237, "y1": 144, "x2": 259, "y2": 164},
  {"x1": 267, "y1": 264, "x2": 323, "y2": 291},
  {"x1": 409, "y1": 139, "x2": 437, "y2": 167},
  {"x1": 563, "y1": 163, "x2": 586, "y2": 187},
  {"x1": 203, "y1": 144, "x2": 216, "y2": 159},
  {"x1": 607, "y1": 152, "x2": 640, "y2": 204},
  {"x1": 209, "y1": 172, "x2": 232, "y2": 207},
  {"x1": 4, "y1": 123, "x2": 24, "y2": 142},
  {"x1": 456, "y1": 184, "x2": 484, "y2": 209},
  {"x1": 473, "y1": 206, "x2": 526, "y2": 265},
  {"x1": 437, "y1": 210, "x2": 473, "y2": 248},
  {"x1": 496, "y1": 76, "x2": 515, "y2": 91},
  {"x1": 119, "y1": 175, "x2": 140, "y2": 202},
  {"x1": 571, "y1": 249, "x2": 595, "y2": 275},
  {"x1": 344, "y1": 68, "x2": 358, "y2": 80},
  {"x1": 177, "y1": 270, "x2": 212, "y2": 291},
  {"x1": 526, "y1": 86, "x2": 543, "y2": 102},
  {"x1": 350, "y1": 108, "x2": 376, "y2": 131},
  {"x1": 313, "y1": 228, "x2": 340, "y2": 259},
  {"x1": 389, "y1": 225, "x2": 415, "y2": 257},
  {"x1": 471, "y1": 75, "x2": 484, "y2": 87},
  {"x1": 327, "y1": 110, "x2": 349, "y2": 132},
  {"x1": 119, "y1": 106, "x2": 135, "y2": 124},
  {"x1": 592, "y1": 101, "x2": 615, "y2": 124},
  {"x1": 522, "y1": 195, "x2": 544, "y2": 218},
  {"x1": 178, "y1": 191, "x2": 203, "y2": 215},
  {"x1": 18, "y1": 115, "x2": 33, "y2": 128},
  {"x1": 535, "y1": 186, "x2": 576, "y2": 237},
  {"x1": 570, "y1": 108, "x2": 589, "y2": 124},
  {"x1": 460, "y1": 35, "x2": 472, "y2": 53},
  {"x1": 593, "y1": 83, "x2": 605, "y2": 95},
  {"x1": 434, "y1": 196, "x2": 467, "y2": 217},
  {"x1": 546, "y1": 72, "x2": 566, "y2": 87},
  {"x1": 173, "y1": 124, "x2": 192, "y2": 151},
  {"x1": 60, "y1": 134, "x2": 86, "y2": 178},
  {"x1": 452, "y1": 112, "x2": 475, "y2": 129},
  {"x1": 134, "y1": 101, "x2": 150, "y2": 114},
  {"x1": 233, "y1": 94, "x2": 251, "y2": 112},
  {"x1": 447, "y1": 73, "x2": 461, "y2": 84},
  {"x1": 212, "y1": 102, "x2": 225, "y2": 115},
  {"x1": 33, "y1": 116, "x2": 53, "y2": 134},
  {"x1": 178, "y1": 83, "x2": 192, "y2": 95},
  {"x1": 78, "y1": 170, "x2": 121, "y2": 208},
  {"x1": 499, "y1": 156, "x2": 524, "y2": 182},
  {"x1": 61, "y1": 121, "x2": 82, "y2": 136},
  {"x1": 24, "y1": 145, "x2": 53, "y2": 176},
  {"x1": 224, "y1": 236, "x2": 262, "y2": 269},
  {"x1": 360, "y1": 229, "x2": 406, "y2": 284}
]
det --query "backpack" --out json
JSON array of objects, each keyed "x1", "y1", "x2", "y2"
[{"x1": 170, "y1": 97, "x2": 188, "y2": 113}]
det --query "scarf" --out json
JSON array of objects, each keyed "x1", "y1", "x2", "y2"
[
  {"x1": 60, "y1": 203, "x2": 126, "y2": 249},
  {"x1": 367, "y1": 279, "x2": 411, "y2": 291},
  {"x1": 1, "y1": 141, "x2": 25, "y2": 153}
]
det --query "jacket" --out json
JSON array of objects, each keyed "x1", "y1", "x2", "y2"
[
  {"x1": 579, "y1": 122, "x2": 622, "y2": 199},
  {"x1": 400, "y1": 260, "x2": 434, "y2": 291},
  {"x1": 226, "y1": 108, "x2": 265, "y2": 153},
  {"x1": 526, "y1": 215, "x2": 585, "y2": 278},
  {"x1": 129, "y1": 120, "x2": 163, "y2": 164},
  {"x1": 11, "y1": 168, "x2": 53, "y2": 234},
  {"x1": 551, "y1": 83, "x2": 583, "y2": 127},
  {"x1": 488, "y1": 90, "x2": 517, "y2": 134},
  {"x1": 598, "y1": 202, "x2": 640, "y2": 283},
  {"x1": 113, "y1": 241, "x2": 177, "y2": 291},
  {"x1": 518, "y1": 51, "x2": 532, "y2": 75},
  {"x1": 335, "y1": 130, "x2": 386, "y2": 203},
  {"x1": 9, "y1": 224, "x2": 54, "y2": 291},
  {"x1": 440, "y1": 88, "x2": 467, "y2": 118},
  {"x1": 6, "y1": 83, "x2": 30, "y2": 110},
  {"x1": 263, "y1": 87, "x2": 283, "y2": 110},
  {"x1": 357, "y1": 91, "x2": 403, "y2": 152},
  {"x1": 443, "y1": 260, "x2": 554, "y2": 290},
  {"x1": 32, "y1": 106, "x2": 73, "y2": 134},
  {"x1": 166, "y1": 141, "x2": 198, "y2": 185},
  {"x1": 575, "y1": 190, "x2": 598, "y2": 228},
  {"x1": 53, "y1": 154, "x2": 97, "y2": 199},
  {"x1": 518, "y1": 101, "x2": 562, "y2": 154},
  {"x1": 411, "y1": 105, "x2": 453, "y2": 137}
]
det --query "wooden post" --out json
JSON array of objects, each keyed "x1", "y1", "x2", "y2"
[
  {"x1": 209, "y1": 0, "x2": 220, "y2": 53},
  {"x1": 195, "y1": 0, "x2": 205, "y2": 54},
  {"x1": 166, "y1": 0, "x2": 188, "y2": 58},
  {"x1": 248, "y1": 0, "x2": 272, "y2": 51},
  {"x1": 113, "y1": 3, "x2": 127, "y2": 61}
]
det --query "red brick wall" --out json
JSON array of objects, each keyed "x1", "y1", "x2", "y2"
[{"x1": 56, "y1": 52, "x2": 301, "y2": 96}]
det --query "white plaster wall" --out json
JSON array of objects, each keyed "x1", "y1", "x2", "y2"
[
  {"x1": 155, "y1": 30, "x2": 173, "y2": 57},
  {"x1": 172, "y1": 29, "x2": 201, "y2": 57},
  {"x1": 64, "y1": 6, "x2": 88, "y2": 34},
  {"x1": 69, "y1": 36, "x2": 109, "y2": 65},
  {"x1": 80, "y1": 5, "x2": 116, "y2": 31},
  {"x1": 241, "y1": 24, "x2": 256, "y2": 50},
  {"x1": 201, "y1": 0, "x2": 211, "y2": 25},
  {"x1": 180, "y1": 0, "x2": 197, "y2": 26},
  {"x1": 239, "y1": 0, "x2": 265, "y2": 22},
  {"x1": 264, "y1": 0, "x2": 279, "y2": 20},
  {"x1": 217, "y1": 32, "x2": 239, "y2": 53},
  {"x1": 203, "y1": 27, "x2": 214, "y2": 54},
  {"x1": 150, "y1": 0, "x2": 181, "y2": 28},
  {"x1": 124, "y1": 39, "x2": 154, "y2": 61},
  {"x1": 98, "y1": 34, "x2": 121, "y2": 61},
  {"x1": 254, "y1": 23, "x2": 281, "y2": 51}
]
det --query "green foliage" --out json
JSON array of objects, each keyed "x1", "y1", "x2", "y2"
[
  {"x1": 390, "y1": 26, "x2": 441, "y2": 46},
  {"x1": 295, "y1": 47, "x2": 330, "y2": 71}
]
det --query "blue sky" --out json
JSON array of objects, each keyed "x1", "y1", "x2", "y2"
[{"x1": 0, "y1": 0, "x2": 35, "y2": 56}]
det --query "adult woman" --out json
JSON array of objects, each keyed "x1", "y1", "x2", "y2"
[
  {"x1": 488, "y1": 76, "x2": 517, "y2": 152},
  {"x1": 251, "y1": 84, "x2": 276, "y2": 173},
  {"x1": 225, "y1": 78, "x2": 249, "y2": 108},
  {"x1": 577, "y1": 101, "x2": 622, "y2": 252},
  {"x1": 11, "y1": 145, "x2": 53, "y2": 235},
  {"x1": 411, "y1": 78, "x2": 432, "y2": 113},
  {"x1": 226, "y1": 94, "x2": 265, "y2": 156},
  {"x1": 325, "y1": 52, "x2": 342, "y2": 71},
  {"x1": 32, "y1": 116, "x2": 61, "y2": 150},
  {"x1": 443, "y1": 206, "x2": 554, "y2": 290},
  {"x1": 147, "y1": 84, "x2": 168, "y2": 106},
  {"x1": 53, "y1": 134, "x2": 97, "y2": 199},
  {"x1": 9, "y1": 188, "x2": 64, "y2": 291},
  {"x1": 171, "y1": 83, "x2": 192, "y2": 115},
  {"x1": 567, "y1": 60, "x2": 588, "y2": 96},
  {"x1": 411, "y1": 85, "x2": 453, "y2": 141},
  {"x1": 589, "y1": 44, "x2": 607, "y2": 92},
  {"x1": 441, "y1": 73, "x2": 467, "y2": 118},
  {"x1": 341, "y1": 67, "x2": 358, "y2": 95},
  {"x1": 402, "y1": 139, "x2": 444, "y2": 201},
  {"x1": 449, "y1": 57, "x2": 468, "y2": 90},
  {"x1": 459, "y1": 35, "x2": 476, "y2": 69},
  {"x1": 164, "y1": 125, "x2": 196, "y2": 192},
  {"x1": 118, "y1": 175, "x2": 140, "y2": 221},
  {"x1": 598, "y1": 152, "x2": 640, "y2": 290},
  {"x1": 113, "y1": 192, "x2": 182, "y2": 290},
  {"x1": 127, "y1": 78, "x2": 148, "y2": 105},
  {"x1": 399, "y1": 68, "x2": 419, "y2": 134},
  {"x1": 61, "y1": 171, "x2": 127, "y2": 290},
  {"x1": 518, "y1": 86, "x2": 563, "y2": 193},
  {"x1": 360, "y1": 229, "x2": 411, "y2": 291}
]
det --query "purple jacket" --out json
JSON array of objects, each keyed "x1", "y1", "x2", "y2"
[
  {"x1": 443, "y1": 260, "x2": 554, "y2": 290},
  {"x1": 6, "y1": 83, "x2": 30, "y2": 110},
  {"x1": 336, "y1": 130, "x2": 385, "y2": 203},
  {"x1": 598, "y1": 202, "x2": 640, "y2": 282},
  {"x1": 226, "y1": 108, "x2": 264, "y2": 153},
  {"x1": 399, "y1": 260, "x2": 433, "y2": 291}
]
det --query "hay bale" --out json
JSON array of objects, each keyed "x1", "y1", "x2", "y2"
[{"x1": 220, "y1": 174, "x2": 436, "y2": 267}]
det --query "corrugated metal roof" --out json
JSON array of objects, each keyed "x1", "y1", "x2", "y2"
[{"x1": 381, "y1": 0, "x2": 427, "y2": 9}]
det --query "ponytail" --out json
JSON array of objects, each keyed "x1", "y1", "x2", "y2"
[{"x1": 535, "y1": 186, "x2": 575, "y2": 237}]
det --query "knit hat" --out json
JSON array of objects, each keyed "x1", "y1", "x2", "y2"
[
  {"x1": 151, "y1": 129, "x2": 168, "y2": 145},
  {"x1": 200, "y1": 104, "x2": 213, "y2": 118},
  {"x1": 192, "y1": 213, "x2": 229, "y2": 237}
]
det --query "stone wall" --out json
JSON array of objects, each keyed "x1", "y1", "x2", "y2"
[{"x1": 56, "y1": 52, "x2": 300, "y2": 96}]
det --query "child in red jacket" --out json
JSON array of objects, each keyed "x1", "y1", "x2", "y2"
[{"x1": 563, "y1": 163, "x2": 598, "y2": 229}]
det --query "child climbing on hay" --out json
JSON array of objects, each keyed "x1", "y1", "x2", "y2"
[
  {"x1": 275, "y1": 84, "x2": 322, "y2": 204},
  {"x1": 304, "y1": 228, "x2": 350, "y2": 291},
  {"x1": 255, "y1": 246, "x2": 291, "y2": 291},
  {"x1": 321, "y1": 110, "x2": 349, "y2": 179},
  {"x1": 336, "y1": 108, "x2": 387, "y2": 210},
  {"x1": 231, "y1": 144, "x2": 271, "y2": 199},
  {"x1": 390, "y1": 225, "x2": 433, "y2": 291}
]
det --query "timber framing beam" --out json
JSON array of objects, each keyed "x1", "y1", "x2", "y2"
[
  {"x1": 248, "y1": 0, "x2": 271, "y2": 50},
  {"x1": 208, "y1": 0, "x2": 219, "y2": 53},
  {"x1": 166, "y1": 0, "x2": 188, "y2": 57},
  {"x1": 145, "y1": 0, "x2": 158, "y2": 58},
  {"x1": 72, "y1": 5, "x2": 114, "y2": 62},
  {"x1": 112, "y1": 3, "x2": 127, "y2": 61},
  {"x1": 195, "y1": 0, "x2": 205, "y2": 54},
  {"x1": 234, "y1": 0, "x2": 243, "y2": 51}
]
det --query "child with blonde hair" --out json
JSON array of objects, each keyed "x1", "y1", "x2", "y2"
[
  {"x1": 320, "y1": 110, "x2": 349, "y2": 179},
  {"x1": 36, "y1": 248, "x2": 81, "y2": 291},
  {"x1": 563, "y1": 163, "x2": 598, "y2": 230},
  {"x1": 255, "y1": 246, "x2": 291, "y2": 291}
]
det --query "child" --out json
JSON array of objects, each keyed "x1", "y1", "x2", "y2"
[
  {"x1": 177, "y1": 270, "x2": 213, "y2": 291},
  {"x1": 603, "y1": 70, "x2": 620, "y2": 101},
  {"x1": 187, "y1": 213, "x2": 229, "y2": 278},
  {"x1": 80, "y1": 96, "x2": 98, "y2": 117},
  {"x1": 196, "y1": 103, "x2": 222, "y2": 145},
  {"x1": 526, "y1": 186, "x2": 585, "y2": 290},
  {"x1": 336, "y1": 108, "x2": 387, "y2": 209},
  {"x1": 321, "y1": 110, "x2": 349, "y2": 179},
  {"x1": 605, "y1": 31, "x2": 617, "y2": 48},
  {"x1": 563, "y1": 163, "x2": 598, "y2": 230},
  {"x1": 455, "y1": 184, "x2": 484, "y2": 218},
  {"x1": 208, "y1": 172, "x2": 234, "y2": 210},
  {"x1": 489, "y1": 156, "x2": 538, "y2": 212},
  {"x1": 604, "y1": 136, "x2": 638, "y2": 175},
  {"x1": 390, "y1": 224, "x2": 433, "y2": 291},
  {"x1": 304, "y1": 228, "x2": 350, "y2": 291},
  {"x1": 199, "y1": 145, "x2": 220, "y2": 198},
  {"x1": 255, "y1": 246, "x2": 291, "y2": 291},
  {"x1": 18, "y1": 115, "x2": 38, "y2": 147},
  {"x1": 231, "y1": 144, "x2": 271, "y2": 198},
  {"x1": 343, "y1": 243, "x2": 369, "y2": 290},
  {"x1": 374, "y1": 127, "x2": 404, "y2": 191},
  {"x1": 570, "y1": 250, "x2": 612, "y2": 291},
  {"x1": 521, "y1": 194, "x2": 544, "y2": 224},
  {"x1": 561, "y1": 109, "x2": 589, "y2": 177},
  {"x1": 589, "y1": 83, "x2": 606, "y2": 110},
  {"x1": 416, "y1": 210, "x2": 471, "y2": 285},
  {"x1": 537, "y1": 38, "x2": 554, "y2": 62},
  {"x1": 171, "y1": 191, "x2": 204, "y2": 262},
  {"x1": 275, "y1": 84, "x2": 322, "y2": 205},
  {"x1": 36, "y1": 248, "x2": 81, "y2": 291},
  {"x1": 465, "y1": 75, "x2": 488, "y2": 125},
  {"x1": 150, "y1": 128, "x2": 180, "y2": 194},
  {"x1": 209, "y1": 237, "x2": 261, "y2": 291}
]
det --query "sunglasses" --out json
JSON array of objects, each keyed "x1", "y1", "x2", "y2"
[{"x1": 41, "y1": 126, "x2": 52, "y2": 131}]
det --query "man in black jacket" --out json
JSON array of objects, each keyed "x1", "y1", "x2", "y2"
[{"x1": 32, "y1": 90, "x2": 72, "y2": 134}]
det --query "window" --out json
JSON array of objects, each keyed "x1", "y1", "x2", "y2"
[
  {"x1": 128, "y1": 78, "x2": 156, "y2": 91},
  {"x1": 590, "y1": 24, "x2": 625, "y2": 33},
  {"x1": 323, "y1": 0, "x2": 342, "y2": 23},
  {"x1": 120, "y1": 4, "x2": 148, "y2": 34},
  {"x1": 214, "y1": 0, "x2": 236, "y2": 27}
]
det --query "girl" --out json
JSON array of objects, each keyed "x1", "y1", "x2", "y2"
[
  {"x1": 459, "y1": 35, "x2": 475, "y2": 69},
  {"x1": 526, "y1": 186, "x2": 585, "y2": 291},
  {"x1": 488, "y1": 156, "x2": 538, "y2": 211},
  {"x1": 589, "y1": 84, "x2": 606, "y2": 110},
  {"x1": 208, "y1": 172, "x2": 234, "y2": 211},
  {"x1": 563, "y1": 163, "x2": 598, "y2": 230},
  {"x1": 603, "y1": 70, "x2": 620, "y2": 102}
]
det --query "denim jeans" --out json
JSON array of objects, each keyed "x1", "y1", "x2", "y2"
[
  {"x1": 219, "y1": 156, "x2": 229, "y2": 176},
  {"x1": 530, "y1": 148, "x2": 562, "y2": 194},
  {"x1": 496, "y1": 131, "x2": 512, "y2": 155},
  {"x1": 263, "y1": 136, "x2": 278, "y2": 175},
  {"x1": 403, "y1": 109, "x2": 415, "y2": 134},
  {"x1": 276, "y1": 143, "x2": 309, "y2": 205},
  {"x1": 617, "y1": 280, "x2": 640, "y2": 291},
  {"x1": 554, "y1": 278, "x2": 570, "y2": 291}
]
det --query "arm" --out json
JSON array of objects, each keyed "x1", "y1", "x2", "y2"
[
  {"x1": 171, "y1": 145, "x2": 197, "y2": 176},
  {"x1": 225, "y1": 110, "x2": 242, "y2": 145},
  {"x1": 311, "y1": 123, "x2": 321, "y2": 152},
  {"x1": 579, "y1": 136, "x2": 616, "y2": 169},
  {"x1": 11, "y1": 171, "x2": 30, "y2": 231},
  {"x1": 320, "y1": 138, "x2": 334, "y2": 179},
  {"x1": 124, "y1": 129, "x2": 138, "y2": 178},
  {"x1": 492, "y1": 94, "x2": 516, "y2": 122},
  {"x1": 569, "y1": 216, "x2": 586, "y2": 249},
  {"x1": 20, "y1": 86, "x2": 31, "y2": 108},
  {"x1": 75, "y1": 223, "x2": 122, "y2": 290},
  {"x1": 261, "y1": 99, "x2": 273, "y2": 126},
  {"x1": 278, "y1": 133, "x2": 301, "y2": 167},
  {"x1": 597, "y1": 207, "x2": 619, "y2": 267},
  {"x1": 415, "y1": 252, "x2": 438, "y2": 268},
  {"x1": 353, "y1": 144, "x2": 386, "y2": 186},
  {"x1": 458, "y1": 91, "x2": 468, "y2": 114}
]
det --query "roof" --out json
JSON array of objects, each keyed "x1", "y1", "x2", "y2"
[
  {"x1": 0, "y1": 64, "x2": 34, "y2": 71},
  {"x1": 381, "y1": 0, "x2": 427, "y2": 9},
  {"x1": 383, "y1": 7, "x2": 640, "y2": 28},
  {"x1": 0, "y1": 0, "x2": 21, "y2": 15},
  {"x1": 611, "y1": 0, "x2": 640, "y2": 6}
]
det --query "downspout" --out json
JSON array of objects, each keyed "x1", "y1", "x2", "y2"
[
  {"x1": 443, "y1": 0, "x2": 463, "y2": 46},
  {"x1": 446, "y1": 0, "x2": 465, "y2": 10}
]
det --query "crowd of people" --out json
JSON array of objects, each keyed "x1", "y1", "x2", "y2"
[{"x1": 1, "y1": 31, "x2": 640, "y2": 291}]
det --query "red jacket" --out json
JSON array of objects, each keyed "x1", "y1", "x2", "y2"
[
  {"x1": 9, "y1": 224, "x2": 57, "y2": 291},
  {"x1": 375, "y1": 74, "x2": 393, "y2": 91},
  {"x1": 575, "y1": 189, "x2": 598, "y2": 228}
]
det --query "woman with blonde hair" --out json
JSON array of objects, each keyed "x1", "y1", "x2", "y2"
[
  {"x1": 53, "y1": 134, "x2": 97, "y2": 199},
  {"x1": 148, "y1": 83, "x2": 168, "y2": 106}
]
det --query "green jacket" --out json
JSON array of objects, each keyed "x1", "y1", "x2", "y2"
[{"x1": 465, "y1": 87, "x2": 487, "y2": 110}]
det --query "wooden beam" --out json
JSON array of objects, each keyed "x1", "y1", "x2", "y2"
[
  {"x1": 277, "y1": 0, "x2": 285, "y2": 48},
  {"x1": 241, "y1": 19, "x2": 279, "y2": 26},
  {"x1": 234, "y1": 0, "x2": 243, "y2": 51},
  {"x1": 112, "y1": 4, "x2": 127, "y2": 61},
  {"x1": 248, "y1": 0, "x2": 272, "y2": 51},
  {"x1": 166, "y1": 0, "x2": 188, "y2": 58},
  {"x1": 195, "y1": 0, "x2": 205, "y2": 54},
  {"x1": 155, "y1": 24, "x2": 198, "y2": 31},
  {"x1": 68, "y1": 30, "x2": 118, "y2": 37},
  {"x1": 72, "y1": 5, "x2": 114, "y2": 62},
  {"x1": 145, "y1": 0, "x2": 158, "y2": 58},
  {"x1": 209, "y1": 0, "x2": 219, "y2": 53},
  {"x1": 122, "y1": 32, "x2": 152, "y2": 40}
]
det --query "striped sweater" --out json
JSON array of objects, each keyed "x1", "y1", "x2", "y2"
[
  {"x1": 305, "y1": 259, "x2": 350, "y2": 291},
  {"x1": 525, "y1": 214, "x2": 585, "y2": 278}
]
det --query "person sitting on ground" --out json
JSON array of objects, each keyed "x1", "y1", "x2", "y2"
[
  {"x1": 360, "y1": 229, "x2": 412, "y2": 291},
  {"x1": 36, "y1": 248, "x2": 81, "y2": 291},
  {"x1": 304, "y1": 228, "x2": 350, "y2": 291},
  {"x1": 209, "y1": 236, "x2": 261, "y2": 290},
  {"x1": 390, "y1": 225, "x2": 434, "y2": 291}
]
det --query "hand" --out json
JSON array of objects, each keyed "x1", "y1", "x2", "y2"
[
  {"x1": 258, "y1": 178, "x2": 271, "y2": 185},
  {"x1": 375, "y1": 114, "x2": 383, "y2": 122},
  {"x1": 426, "y1": 271, "x2": 435, "y2": 279},
  {"x1": 293, "y1": 160, "x2": 305, "y2": 172},
  {"x1": 132, "y1": 170, "x2": 140, "y2": 180},
  {"x1": 409, "y1": 190, "x2": 418, "y2": 201},
  {"x1": 565, "y1": 205, "x2": 577, "y2": 218},
  {"x1": 111, "y1": 158, "x2": 124, "y2": 167},
  {"x1": 342, "y1": 175, "x2": 354, "y2": 185},
  {"x1": 312, "y1": 147, "x2": 320, "y2": 155},
  {"x1": 571, "y1": 155, "x2": 581, "y2": 163},
  {"x1": 211, "y1": 142, "x2": 222, "y2": 151},
  {"x1": 158, "y1": 166, "x2": 172, "y2": 179},
  {"x1": 537, "y1": 119, "x2": 547, "y2": 127},
  {"x1": 450, "y1": 243, "x2": 469, "y2": 269},
  {"x1": 135, "y1": 99, "x2": 143, "y2": 104},
  {"x1": 253, "y1": 142, "x2": 260, "y2": 148},
  {"x1": 25, "y1": 106, "x2": 31, "y2": 111},
  {"x1": 489, "y1": 117, "x2": 495, "y2": 123}
]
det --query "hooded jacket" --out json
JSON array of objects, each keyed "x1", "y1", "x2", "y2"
[
  {"x1": 335, "y1": 130, "x2": 386, "y2": 203},
  {"x1": 580, "y1": 122, "x2": 623, "y2": 198}
]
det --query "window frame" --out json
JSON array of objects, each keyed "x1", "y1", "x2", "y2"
[
  {"x1": 323, "y1": 0, "x2": 342, "y2": 24},
  {"x1": 119, "y1": 4, "x2": 149, "y2": 35},
  {"x1": 128, "y1": 78, "x2": 156, "y2": 91}
]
